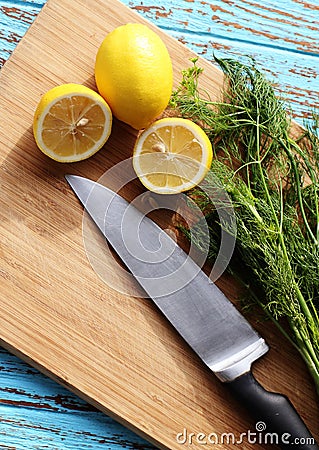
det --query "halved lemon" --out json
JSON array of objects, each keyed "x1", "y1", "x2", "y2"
[
  {"x1": 33, "y1": 83, "x2": 112, "y2": 162},
  {"x1": 132, "y1": 117, "x2": 213, "y2": 194}
]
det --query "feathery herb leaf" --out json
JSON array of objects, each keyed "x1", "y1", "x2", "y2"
[{"x1": 170, "y1": 57, "x2": 319, "y2": 395}]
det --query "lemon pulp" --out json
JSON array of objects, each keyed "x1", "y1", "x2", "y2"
[
  {"x1": 33, "y1": 83, "x2": 112, "y2": 162},
  {"x1": 133, "y1": 118, "x2": 213, "y2": 194}
]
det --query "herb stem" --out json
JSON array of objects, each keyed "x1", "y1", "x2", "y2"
[
  {"x1": 171, "y1": 56, "x2": 319, "y2": 397},
  {"x1": 290, "y1": 320, "x2": 319, "y2": 395},
  {"x1": 280, "y1": 136, "x2": 318, "y2": 246}
]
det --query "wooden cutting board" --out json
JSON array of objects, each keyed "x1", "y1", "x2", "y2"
[{"x1": 0, "y1": 0, "x2": 318, "y2": 448}]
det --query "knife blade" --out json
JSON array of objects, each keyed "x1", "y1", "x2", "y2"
[{"x1": 66, "y1": 174, "x2": 318, "y2": 450}]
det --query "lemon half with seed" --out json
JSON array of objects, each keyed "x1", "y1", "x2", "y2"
[
  {"x1": 133, "y1": 117, "x2": 213, "y2": 194},
  {"x1": 33, "y1": 83, "x2": 112, "y2": 162}
]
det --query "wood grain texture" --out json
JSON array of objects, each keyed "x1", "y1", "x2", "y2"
[
  {"x1": 0, "y1": 348, "x2": 154, "y2": 449},
  {"x1": 0, "y1": 0, "x2": 318, "y2": 449}
]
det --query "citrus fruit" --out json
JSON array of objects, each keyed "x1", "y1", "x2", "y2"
[
  {"x1": 132, "y1": 117, "x2": 213, "y2": 194},
  {"x1": 33, "y1": 83, "x2": 112, "y2": 162},
  {"x1": 94, "y1": 23, "x2": 173, "y2": 130}
]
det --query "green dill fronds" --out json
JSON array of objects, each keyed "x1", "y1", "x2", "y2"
[{"x1": 171, "y1": 57, "x2": 319, "y2": 396}]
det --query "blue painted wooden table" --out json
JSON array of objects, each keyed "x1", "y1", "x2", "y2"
[{"x1": 1, "y1": 0, "x2": 318, "y2": 448}]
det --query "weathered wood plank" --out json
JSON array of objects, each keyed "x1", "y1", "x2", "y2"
[
  {"x1": 0, "y1": 1, "x2": 42, "y2": 65},
  {"x1": 126, "y1": 0, "x2": 319, "y2": 123},
  {"x1": 1, "y1": 1, "x2": 318, "y2": 121},
  {"x1": 0, "y1": 348, "x2": 155, "y2": 448}
]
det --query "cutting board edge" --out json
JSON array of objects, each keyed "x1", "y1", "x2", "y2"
[
  {"x1": 0, "y1": 337, "x2": 172, "y2": 449},
  {"x1": 0, "y1": 0, "x2": 317, "y2": 448}
]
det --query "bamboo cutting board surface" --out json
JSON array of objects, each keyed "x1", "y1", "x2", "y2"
[{"x1": 0, "y1": 0, "x2": 318, "y2": 448}]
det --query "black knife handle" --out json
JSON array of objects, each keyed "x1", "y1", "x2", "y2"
[{"x1": 227, "y1": 371, "x2": 318, "y2": 449}]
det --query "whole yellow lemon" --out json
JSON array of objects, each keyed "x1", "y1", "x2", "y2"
[{"x1": 94, "y1": 23, "x2": 173, "y2": 130}]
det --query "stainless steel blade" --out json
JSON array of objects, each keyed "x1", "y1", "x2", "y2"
[{"x1": 66, "y1": 175, "x2": 268, "y2": 382}]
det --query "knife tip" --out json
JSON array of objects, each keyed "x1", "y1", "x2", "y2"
[
  {"x1": 65, "y1": 174, "x2": 75, "y2": 182},
  {"x1": 65, "y1": 174, "x2": 82, "y2": 186}
]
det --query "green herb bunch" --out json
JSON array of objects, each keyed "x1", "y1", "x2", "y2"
[{"x1": 170, "y1": 57, "x2": 319, "y2": 395}]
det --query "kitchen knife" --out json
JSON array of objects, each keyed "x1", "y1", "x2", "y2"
[{"x1": 66, "y1": 174, "x2": 318, "y2": 450}]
